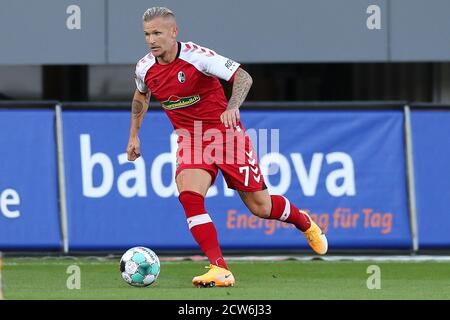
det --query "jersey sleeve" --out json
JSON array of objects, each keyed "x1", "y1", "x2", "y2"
[
  {"x1": 134, "y1": 64, "x2": 149, "y2": 93},
  {"x1": 200, "y1": 48, "x2": 241, "y2": 81}
]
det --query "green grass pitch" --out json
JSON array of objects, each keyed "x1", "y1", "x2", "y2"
[{"x1": 2, "y1": 257, "x2": 450, "y2": 300}]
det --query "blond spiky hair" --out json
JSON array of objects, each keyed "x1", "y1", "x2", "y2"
[{"x1": 143, "y1": 7, "x2": 175, "y2": 21}]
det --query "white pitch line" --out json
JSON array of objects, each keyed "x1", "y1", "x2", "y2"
[
  {"x1": 2, "y1": 255, "x2": 450, "y2": 265},
  {"x1": 222, "y1": 255, "x2": 450, "y2": 262}
]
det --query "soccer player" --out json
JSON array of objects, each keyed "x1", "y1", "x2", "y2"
[{"x1": 127, "y1": 7, "x2": 327, "y2": 288}]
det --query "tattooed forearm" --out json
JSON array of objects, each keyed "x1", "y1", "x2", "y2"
[
  {"x1": 227, "y1": 68, "x2": 253, "y2": 110},
  {"x1": 132, "y1": 99, "x2": 144, "y2": 118},
  {"x1": 131, "y1": 98, "x2": 148, "y2": 132}
]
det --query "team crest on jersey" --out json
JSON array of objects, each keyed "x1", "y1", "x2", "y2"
[
  {"x1": 178, "y1": 71, "x2": 186, "y2": 83},
  {"x1": 162, "y1": 95, "x2": 200, "y2": 110}
]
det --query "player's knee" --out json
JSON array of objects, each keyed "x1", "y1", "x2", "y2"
[
  {"x1": 178, "y1": 191, "x2": 206, "y2": 217},
  {"x1": 249, "y1": 203, "x2": 271, "y2": 219}
]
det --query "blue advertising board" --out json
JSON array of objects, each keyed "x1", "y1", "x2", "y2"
[
  {"x1": 0, "y1": 110, "x2": 61, "y2": 249},
  {"x1": 63, "y1": 110, "x2": 196, "y2": 250},
  {"x1": 411, "y1": 111, "x2": 450, "y2": 249},
  {"x1": 240, "y1": 110, "x2": 410, "y2": 249},
  {"x1": 63, "y1": 109, "x2": 411, "y2": 250}
]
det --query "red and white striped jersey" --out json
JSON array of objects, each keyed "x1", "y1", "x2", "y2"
[{"x1": 134, "y1": 41, "x2": 241, "y2": 134}]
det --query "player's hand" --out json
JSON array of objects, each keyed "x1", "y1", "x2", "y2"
[
  {"x1": 127, "y1": 136, "x2": 141, "y2": 161},
  {"x1": 220, "y1": 108, "x2": 240, "y2": 129}
]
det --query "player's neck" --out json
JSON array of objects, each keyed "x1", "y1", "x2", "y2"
[{"x1": 156, "y1": 41, "x2": 179, "y2": 65}]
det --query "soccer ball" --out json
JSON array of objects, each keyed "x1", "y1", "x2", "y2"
[{"x1": 119, "y1": 246, "x2": 160, "y2": 287}]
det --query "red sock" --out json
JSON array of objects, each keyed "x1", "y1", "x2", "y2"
[
  {"x1": 179, "y1": 191, "x2": 228, "y2": 270},
  {"x1": 269, "y1": 195, "x2": 311, "y2": 232}
]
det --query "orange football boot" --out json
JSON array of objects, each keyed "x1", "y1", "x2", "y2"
[
  {"x1": 192, "y1": 264, "x2": 235, "y2": 288},
  {"x1": 301, "y1": 210, "x2": 328, "y2": 255}
]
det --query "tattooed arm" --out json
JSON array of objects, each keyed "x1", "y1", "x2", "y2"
[
  {"x1": 220, "y1": 68, "x2": 253, "y2": 128},
  {"x1": 127, "y1": 89, "x2": 150, "y2": 161}
]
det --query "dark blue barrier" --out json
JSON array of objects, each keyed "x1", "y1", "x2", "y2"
[
  {"x1": 411, "y1": 110, "x2": 450, "y2": 249},
  {"x1": 0, "y1": 110, "x2": 61, "y2": 249},
  {"x1": 62, "y1": 109, "x2": 411, "y2": 250}
]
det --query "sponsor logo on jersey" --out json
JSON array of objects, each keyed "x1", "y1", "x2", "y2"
[
  {"x1": 161, "y1": 95, "x2": 200, "y2": 110},
  {"x1": 225, "y1": 59, "x2": 237, "y2": 71},
  {"x1": 178, "y1": 71, "x2": 186, "y2": 83}
]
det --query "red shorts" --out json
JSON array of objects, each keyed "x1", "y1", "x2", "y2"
[{"x1": 175, "y1": 128, "x2": 266, "y2": 192}]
